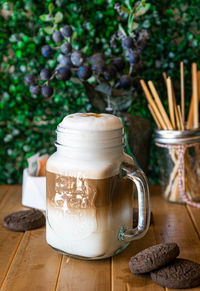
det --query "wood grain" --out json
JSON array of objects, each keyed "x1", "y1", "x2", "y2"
[
  {"x1": 192, "y1": 63, "x2": 199, "y2": 128},
  {"x1": 180, "y1": 62, "x2": 185, "y2": 126},
  {"x1": 186, "y1": 205, "x2": 200, "y2": 239},
  {"x1": 0, "y1": 185, "x2": 61, "y2": 291},
  {"x1": 112, "y1": 227, "x2": 164, "y2": 291},
  {"x1": 0, "y1": 186, "x2": 26, "y2": 288},
  {"x1": 1, "y1": 228, "x2": 62, "y2": 291},
  {"x1": 148, "y1": 81, "x2": 173, "y2": 130},
  {"x1": 140, "y1": 79, "x2": 168, "y2": 129},
  {"x1": 166, "y1": 77, "x2": 175, "y2": 129},
  {"x1": 0, "y1": 185, "x2": 10, "y2": 202},
  {"x1": 56, "y1": 256, "x2": 111, "y2": 291}
]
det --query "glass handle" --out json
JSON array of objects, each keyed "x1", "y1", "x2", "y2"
[{"x1": 118, "y1": 162, "x2": 150, "y2": 242}]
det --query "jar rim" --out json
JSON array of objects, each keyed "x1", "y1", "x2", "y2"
[
  {"x1": 55, "y1": 141, "x2": 125, "y2": 150},
  {"x1": 56, "y1": 126, "x2": 124, "y2": 134},
  {"x1": 56, "y1": 127, "x2": 124, "y2": 148},
  {"x1": 155, "y1": 128, "x2": 200, "y2": 144}
]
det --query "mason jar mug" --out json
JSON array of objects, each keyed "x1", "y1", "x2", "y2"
[{"x1": 46, "y1": 113, "x2": 150, "y2": 260}]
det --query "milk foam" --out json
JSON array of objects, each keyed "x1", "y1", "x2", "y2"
[
  {"x1": 58, "y1": 113, "x2": 123, "y2": 131},
  {"x1": 46, "y1": 112, "x2": 132, "y2": 179}
]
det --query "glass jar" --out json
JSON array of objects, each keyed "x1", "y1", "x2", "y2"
[
  {"x1": 46, "y1": 113, "x2": 150, "y2": 260},
  {"x1": 155, "y1": 129, "x2": 200, "y2": 205}
]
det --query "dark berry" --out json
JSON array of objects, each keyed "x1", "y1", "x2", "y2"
[
  {"x1": 104, "y1": 65, "x2": 117, "y2": 80},
  {"x1": 119, "y1": 75, "x2": 132, "y2": 89},
  {"x1": 61, "y1": 25, "x2": 73, "y2": 37},
  {"x1": 61, "y1": 42, "x2": 72, "y2": 54},
  {"x1": 78, "y1": 66, "x2": 92, "y2": 80},
  {"x1": 112, "y1": 58, "x2": 125, "y2": 72},
  {"x1": 41, "y1": 85, "x2": 53, "y2": 98},
  {"x1": 92, "y1": 60, "x2": 106, "y2": 74},
  {"x1": 128, "y1": 51, "x2": 140, "y2": 64},
  {"x1": 59, "y1": 55, "x2": 72, "y2": 67},
  {"x1": 52, "y1": 31, "x2": 64, "y2": 43},
  {"x1": 30, "y1": 85, "x2": 41, "y2": 95},
  {"x1": 57, "y1": 67, "x2": 71, "y2": 81},
  {"x1": 71, "y1": 51, "x2": 84, "y2": 67},
  {"x1": 40, "y1": 68, "x2": 52, "y2": 80},
  {"x1": 91, "y1": 53, "x2": 105, "y2": 64},
  {"x1": 41, "y1": 45, "x2": 53, "y2": 58},
  {"x1": 122, "y1": 37, "x2": 134, "y2": 50},
  {"x1": 24, "y1": 74, "x2": 37, "y2": 86}
]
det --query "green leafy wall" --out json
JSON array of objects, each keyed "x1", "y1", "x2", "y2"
[{"x1": 1, "y1": 0, "x2": 200, "y2": 184}]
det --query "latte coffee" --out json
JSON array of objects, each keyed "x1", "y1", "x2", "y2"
[
  {"x1": 46, "y1": 113, "x2": 150, "y2": 259},
  {"x1": 46, "y1": 171, "x2": 133, "y2": 258}
]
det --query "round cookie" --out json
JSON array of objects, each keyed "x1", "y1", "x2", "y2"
[
  {"x1": 151, "y1": 258, "x2": 200, "y2": 289},
  {"x1": 3, "y1": 209, "x2": 45, "y2": 232},
  {"x1": 129, "y1": 242, "x2": 180, "y2": 274}
]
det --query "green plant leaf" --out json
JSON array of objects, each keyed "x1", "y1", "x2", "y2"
[
  {"x1": 84, "y1": 82, "x2": 105, "y2": 111},
  {"x1": 70, "y1": 77, "x2": 83, "y2": 85},
  {"x1": 39, "y1": 14, "x2": 51, "y2": 22},
  {"x1": 43, "y1": 26, "x2": 54, "y2": 34},
  {"x1": 135, "y1": 3, "x2": 150, "y2": 17},
  {"x1": 128, "y1": 14, "x2": 135, "y2": 34},
  {"x1": 120, "y1": 6, "x2": 131, "y2": 15},
  {"x1": 48, "y1": 3, "x2": 55, "y2": 15},
  {"x1": 118, "y1": 24, "x2": 127, "y2": 36},
  {"x1": 125, "y1": 0, "x2": 132, "y2": 10},
  {"x1": 54, "y1": 11, "x2": 63, "y2": 24},
  {"x1": 95, "y1": 83, "x2": 112, "y2": 96}
]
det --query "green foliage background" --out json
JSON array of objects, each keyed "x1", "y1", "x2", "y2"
[{"x1": 0, "y1": 0, "x2": 200, "y2": 184}]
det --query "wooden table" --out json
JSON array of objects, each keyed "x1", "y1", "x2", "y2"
[{"x1": 0, "y1": 185, "x2": 200, "y2": 291}]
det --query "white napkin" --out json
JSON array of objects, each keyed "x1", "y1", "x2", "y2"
[{"x1": 22, "y1": 168, "x2": 46, "y2": 211}]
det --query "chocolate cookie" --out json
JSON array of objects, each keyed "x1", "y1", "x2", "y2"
[
  {"x1": 151, "y1": 258, "x2": 200, "y2": 289},
  {"x1": 129, "y1": 242, "x2": 180, "y2": 274},
  {"x1": 3, "y1": 209, "x2": 45, "y2": 232}
]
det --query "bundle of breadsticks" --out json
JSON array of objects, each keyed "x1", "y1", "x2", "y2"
[{"x1": 140, "y1": 62, "x2": 200, "y2": 203}]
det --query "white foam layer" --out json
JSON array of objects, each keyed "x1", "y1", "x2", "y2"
[
  {"x1": 46, "y1": 152, "x2": 133, "y2": 179},
  {"x1": 58, "y1": 113, "x2": 123, "y2": 132}
]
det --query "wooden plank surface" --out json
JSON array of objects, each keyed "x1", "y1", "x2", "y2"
[
  {"x1": 112, "y1": 227, "x2": 164, "y2": 291},
  {"x1": 151, "y1": 186, "x2": 200, "y2": 261},
  {"x1": 0, "y1": 185, "x2": 62, "y2": 291},
  {"x1": 186, "y1": 205, "x2": 200, "y2": 239},
  {"x1": 0, "y1": 185, "x2": 200, "y2": 291},
  {"x1": 0, "y1": 186, "x2": 25, "y2": 288},
  {"x1": 150, "y1": 186, "x2": 200, "y2": 291},
  {"x1": 1, "y1": 228, "x2": 62, "y2": 291},
  {"x1": 56, "y1": 256, "x2": 111, "y2": 291},
  {"x1": 0, "y1": 185, "x2": 10, "y2": 203}
]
